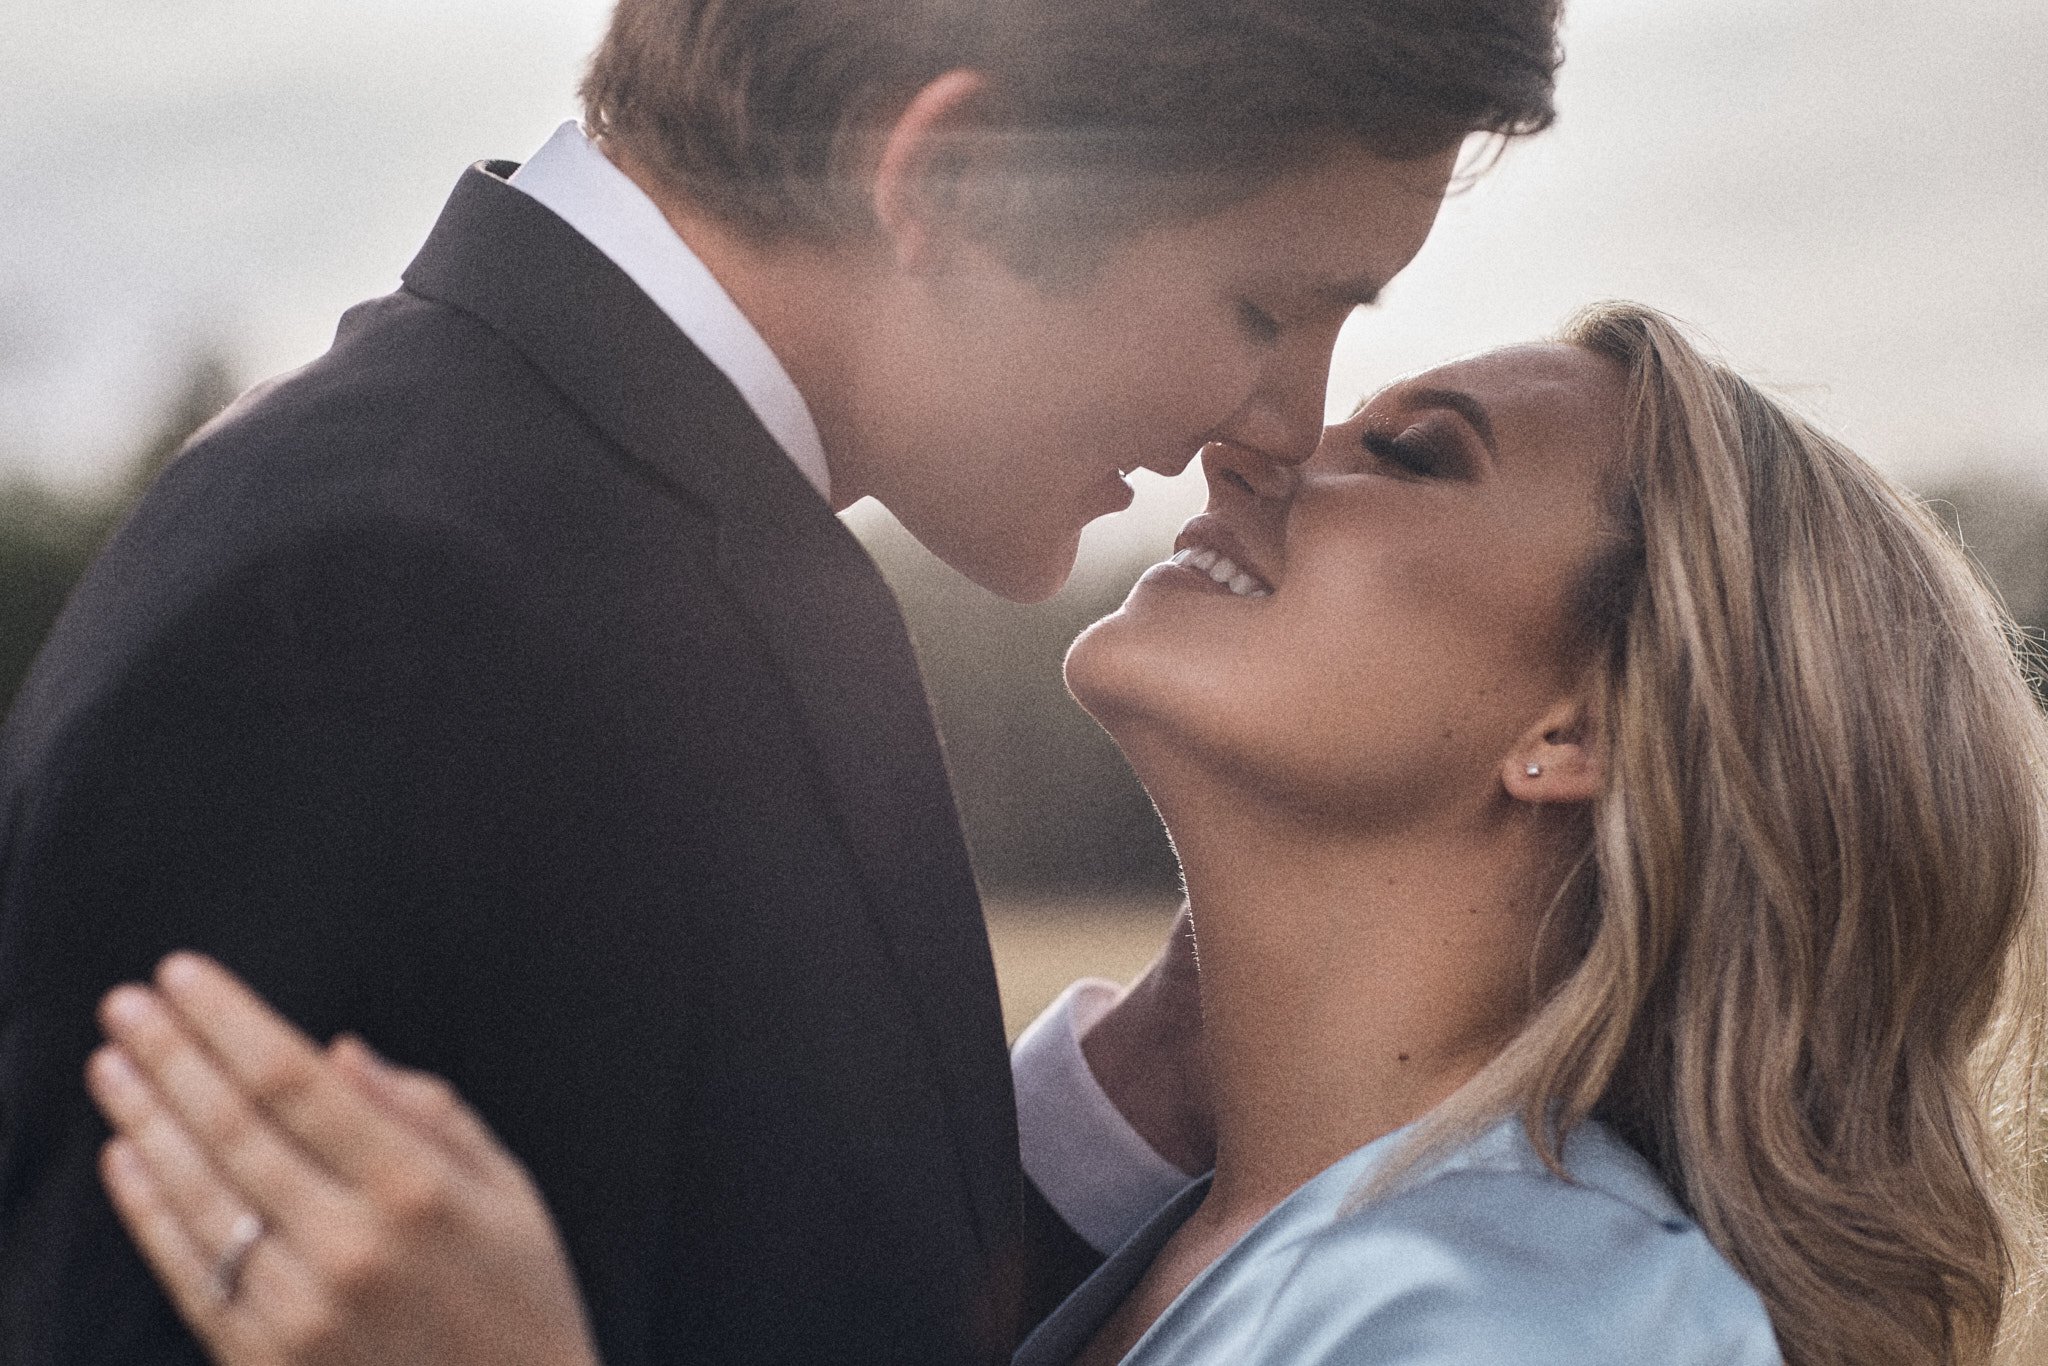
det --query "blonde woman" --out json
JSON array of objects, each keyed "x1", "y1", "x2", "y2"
[{"x1": 84, "y1": 304, "x2": 2046, "y2": 1365}]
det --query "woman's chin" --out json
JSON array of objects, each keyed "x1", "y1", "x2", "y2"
[
  {"x1": 1061, "y1": 613, "x2": 1213, "y2": 804},
  {"x1": 1064, "y1": 586, "x2": 1267, "y2": 785},
  {"x1": 1062, "y1": 610, "x2": 1149, "y2": 727}
]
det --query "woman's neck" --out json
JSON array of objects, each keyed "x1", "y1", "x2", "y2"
[{"x1": 1164, "y1": 783, "x2": 1554, "y2": 1221}]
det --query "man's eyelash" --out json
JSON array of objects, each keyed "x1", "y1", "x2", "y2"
[{"x1": 1238, "y1": 301, "x2": 1281, "y2": 344}]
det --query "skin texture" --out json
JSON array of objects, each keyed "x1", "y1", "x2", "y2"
[
  {"x1": 88, "y1": 958, "x2": 601, "y2": 1366},
  {"x1": 634, "y1": 72, "x2": 1462, "y2": 602},
  {"x1": 1061, "y1": 345, "x2": 1626, "y2": 1365},
  {"x1": 85, "y1": 344, "x2": 1631, "y2": 1366},
  {"x1": 1077, "y1": 904, "x2": 1214, "y2": 1174},
  {"x1": 612, "y1": 71, "x2": 1459, "y2": 1172},
  {"x1": 1076, "y1": 346, "x2": 1627, "y2": 1169}
]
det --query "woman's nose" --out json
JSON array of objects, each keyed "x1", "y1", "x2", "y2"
[{"x1": 1202, "y1": 438, "x2": 1299, "y2": 502}]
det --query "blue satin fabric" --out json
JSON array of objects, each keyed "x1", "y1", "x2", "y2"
[{"x1": 1015, "y1": 1113, "x2": 1783, "y2": 1365}]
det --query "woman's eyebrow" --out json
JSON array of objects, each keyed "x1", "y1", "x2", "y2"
[{"x1": 1404, "y1": 386, "x2": 1499, "y2": 461}]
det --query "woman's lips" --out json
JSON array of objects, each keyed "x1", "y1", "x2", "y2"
[
  {"x1": 1169, "y1": 545, "x2": 1272, "y2": 598},
  {"x1": 1172, "y1": 514, "x2": 1276, "y2": 594},
  {"x1": 1134, "y1": 547, "x2": 1273, "y2": 600}
]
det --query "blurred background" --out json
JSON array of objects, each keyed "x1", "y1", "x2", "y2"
[{"x1": 4, "y1": 0, "x2": 2044, "y2": 1033}]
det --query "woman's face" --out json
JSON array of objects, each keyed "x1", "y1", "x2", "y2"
[{"x1": 1064, "y1": 342, "x2": 1628, "y2": 829}]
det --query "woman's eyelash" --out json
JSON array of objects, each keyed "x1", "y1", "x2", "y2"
[{"x1": 1362, "y1": 429, "x2": 1438, "y2": 475}]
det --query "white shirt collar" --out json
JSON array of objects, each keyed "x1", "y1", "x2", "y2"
[{"x1": 507, "y1": 121, "x2": 833, "y2": 504}]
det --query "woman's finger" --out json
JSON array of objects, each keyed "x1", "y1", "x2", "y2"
[
  {"x1": 98, "y1": 1136, "x2": 282, "y2": 1366},
  {"x1": 142, "y1": 954, "x2": 438, "y2": 1192},
  {"x1": 330, "y1": 1036, "x2": 515, "y2": 1177},
  {"x1": 96, "y1": 988, "x2": 354, "y2": 1237},
  {"x1": 89, "y1": 1040, "x2": 356, "y2": 1356},
  {"x1": 86, "y1": 1043, "x2": 284, "y2": 1261}
]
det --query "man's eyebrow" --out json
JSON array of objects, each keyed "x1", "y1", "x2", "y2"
[{"x1": 1405, "y1": 386, "x2": 1499, "y2": 460}]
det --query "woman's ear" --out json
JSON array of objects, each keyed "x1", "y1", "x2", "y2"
[
  {"x1": 870, "y1": 69, "x2": 992, "y2": 273},
  {"x1": 1502, "y1": 696, "x2": 1604, "y2": 805}
]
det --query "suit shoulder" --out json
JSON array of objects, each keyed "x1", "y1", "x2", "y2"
[
  {"x1": 186, "y1": 288, "x2": 590, "y2": 496},
  {"x1": 87, "y1": 282, "x2": 719, "y2": 616}
]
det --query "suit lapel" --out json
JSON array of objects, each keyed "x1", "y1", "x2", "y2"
[{"x1": 400, "y1": 165, "x2": 1020, "y2": 1261}]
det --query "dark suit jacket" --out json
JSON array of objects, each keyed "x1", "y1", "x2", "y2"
[{"x1": 0, "y1": 163, "x2": 1095, "y2": 1364}]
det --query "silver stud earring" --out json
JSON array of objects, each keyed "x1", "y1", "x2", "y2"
[{"x1": 1525, "y1": 764, "x2": 1543, "y2": 778}]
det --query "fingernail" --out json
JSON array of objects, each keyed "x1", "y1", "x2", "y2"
[
  {"x1": 89, "y1": 1046, "x2": 141, "y2": 1096},
  {"x1": 157, "y1": 953, "x2": 207, "y2": 993},
  {"x1": 101, "y1": 986, "x2": 156, "y2": 1031},
  {"x1": 337, "y1": 1034, "x2": 392, "y2": 1074}
]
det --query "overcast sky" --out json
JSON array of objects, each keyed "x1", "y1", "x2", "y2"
[{"x1": 4, "y1": 0, "x2": 2044, "y2": 552}]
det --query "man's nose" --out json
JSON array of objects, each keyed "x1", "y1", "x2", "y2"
[
  {"x1": 1218, "y1": 348, "x2": 1330, "y2": 473},
  {"x1": 1202, "y1": 437, "x2": 1299, "y2": 503}
]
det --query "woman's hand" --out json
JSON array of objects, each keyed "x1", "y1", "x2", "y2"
[
  {"x1": 84, "y1": 953, "x2": 603, "y2": 1366},
  {"x1": 1079, "y1": 903, "x2": 1215, "y2": 1173}
]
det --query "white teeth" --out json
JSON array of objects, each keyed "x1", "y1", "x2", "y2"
[{"x1": 1169, "y1": 544, "x2": 1271, "y2": 598}]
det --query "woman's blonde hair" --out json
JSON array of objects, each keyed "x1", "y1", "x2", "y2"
[{"x1": 1375, "y1": 302, "x2": 2048, "y2": 1364}]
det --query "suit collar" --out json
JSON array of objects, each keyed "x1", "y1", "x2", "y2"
[
  {"x1": 403, "y1": 161, "x2": 817, "y2": 527},
  {"x1": 504, "y1": 121, "x2": 832, "y2": 504},
  {"x1": 1013, "y1": 1176, "x2": 1209, "y2": 1366},
  {"x1": 400, "y1": 164, "x2": 1021, "y2": 1268}
]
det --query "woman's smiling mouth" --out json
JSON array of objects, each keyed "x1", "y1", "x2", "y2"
[{"x1": 1164, "y1": 545, "x2": 1273, "y2": 598}]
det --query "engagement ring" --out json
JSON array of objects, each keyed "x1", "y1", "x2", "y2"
[{"x1": 210, "y1": 1212, "x2": 265, "y2": 1304}]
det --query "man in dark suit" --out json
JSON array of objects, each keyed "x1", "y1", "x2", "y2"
[{"x1": 0, "y1": 1, "x2": 1563, "y2": 1361}]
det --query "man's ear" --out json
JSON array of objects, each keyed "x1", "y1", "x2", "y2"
[
  {"x1": 870, "y1": 69, "x2": 993, "y2": 273},
  {"x1": 1502, "y1": 696, "x2": 1604, "y2": 806}
]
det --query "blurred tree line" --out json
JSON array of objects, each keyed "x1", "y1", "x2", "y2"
[
  {"x1": 0, "y1": 354, "x2": 1180, "y2": 894},
  {"x1": 865, "y1": 522, "x2": 1183, "y2": 893},
  {"x1": 3, "y1": 360, "x2": 2044, "y2": 895},
  {"x1": 0, "y1": 354, "x2": 238, "y2": 726}
]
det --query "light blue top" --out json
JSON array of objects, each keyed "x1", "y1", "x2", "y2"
[{"x1": 1015, "y1": 1113, "x2": 1783, "y2": 1366}]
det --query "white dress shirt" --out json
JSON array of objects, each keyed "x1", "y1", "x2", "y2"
[
  {"x1": 504, "y1": 122, "x2": 1185, "y2": 1257},
  {"x1": 1011, "y1": 980, "x2": 1203, "y2": 1253},
  {"x1": 508, "y1": 121, "x2": 833, "y2": 504}
]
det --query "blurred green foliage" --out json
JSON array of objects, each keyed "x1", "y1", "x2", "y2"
[
  {"x1": 0, "y1": 486, "x2": 123, "y2": 717},
  {"x1": 0, "y1": 352, "x2": 1180, "y2": 893},
  {"x1": 0, "y1": 353, "x2": 239, "y2": 720},
  {"x1": 865, "y1": 521, "x2": 1182, "y2": 894},
  {"x1": 2, "y1": 356, "x2": 2042, "y2": 896}
]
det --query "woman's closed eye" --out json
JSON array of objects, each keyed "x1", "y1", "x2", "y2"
[{"x1": 1363, "y1": 426, "x2": 1459, "y2": 479}]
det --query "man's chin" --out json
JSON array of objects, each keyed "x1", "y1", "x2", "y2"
[{"x1": 945, "y1": 542, "x2": 1080, "y2": 603}]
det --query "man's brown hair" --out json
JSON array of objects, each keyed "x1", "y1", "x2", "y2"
[{"x1": 582, "y1": 0, "x2": 1563, "y2": 262}]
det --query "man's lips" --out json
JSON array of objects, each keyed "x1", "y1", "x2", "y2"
[
  {"x1": 1088, "y1": 466, "x2": 1137, "y2": 515},
  {"x1": 1119, "y1": 451, "x2": 1201, "y2": 481}
]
